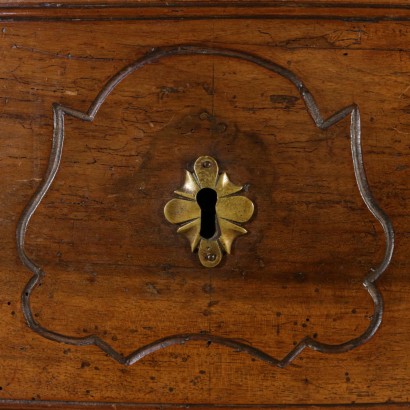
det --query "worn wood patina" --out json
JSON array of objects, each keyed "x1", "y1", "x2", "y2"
[{"x1": 0, "y1": 2, "x2": 409, "y2": 409}]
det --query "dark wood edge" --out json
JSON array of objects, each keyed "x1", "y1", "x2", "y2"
[
  {"x1": 1, "y1": 1, "x2": 410, "y2": 8},
  {"x1": 0, "y1": 2, "x2": 409, "y2": 21},
  {"x1": 1, "y1": 400, "x2": 410, "y2": 409}
]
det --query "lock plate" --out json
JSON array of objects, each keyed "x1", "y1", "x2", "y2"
[{"x1": 164, "y1": 156, "x2": 254, "y2": 267}]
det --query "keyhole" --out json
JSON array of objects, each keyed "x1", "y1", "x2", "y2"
[{"x1": 196, "y1": 188, "x2": 218, "y2": 239}]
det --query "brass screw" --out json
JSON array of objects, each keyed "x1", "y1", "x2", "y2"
[
  {"x1": 202, "y1": 161, "x2": 212, "y2": 168},
  {"x1": 206, "y1": 254, "x2": 216, "y2": 262}
]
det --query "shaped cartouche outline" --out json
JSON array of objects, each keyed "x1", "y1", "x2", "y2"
[{"x1": 17, "y1": 46, "x2": 394, "y2": 367}]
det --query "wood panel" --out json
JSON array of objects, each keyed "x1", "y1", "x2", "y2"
[
  {"x1": 1, "y1": 0, "x2": 410, "y2": 6},
  {"x1": 0, "y1": 4, "x2": 409, "y2": 21},
  {"x1": 0, "y1": 12, "x2": 408, "y2": 410}
]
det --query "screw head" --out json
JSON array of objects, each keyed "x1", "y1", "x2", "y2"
[
  {"x1": 206, "y1": 253, "x2": 216, "y2": 262},
  {"x1": 202, "y1": 160, "x2": 212, "y2": 168}
]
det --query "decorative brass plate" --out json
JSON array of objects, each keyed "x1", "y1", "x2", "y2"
[{"x1": 164, "y1": 156, "x2": 254, "y2": 267}]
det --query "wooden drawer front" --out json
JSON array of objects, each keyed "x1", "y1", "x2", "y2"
[{"x1": 0, "y1": 5, "x2": 409, "y2": 408}]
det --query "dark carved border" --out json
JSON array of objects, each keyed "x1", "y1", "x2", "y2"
[{"x1": 16, "y1": 46, "x2": 394, "y2": 367}]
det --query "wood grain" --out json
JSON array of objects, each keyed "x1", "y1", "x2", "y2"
[
  {"x1": 0, "y1": 11, "x2": 408, "y2": 410},
  {"x1": 1, "y1": 0, "x2": 410, "y2": 7},
  {"x1": 0, "y1": 4, "x2": 409, "y2": 21}
]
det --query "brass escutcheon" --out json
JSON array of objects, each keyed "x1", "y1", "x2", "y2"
[{"x1": 164, "y1": 156, "x2": 254, "y2": 267}]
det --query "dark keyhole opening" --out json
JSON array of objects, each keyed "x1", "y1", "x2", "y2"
[{"x1": 196, "y1": 188, "x2": 218, "y2": 239}]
